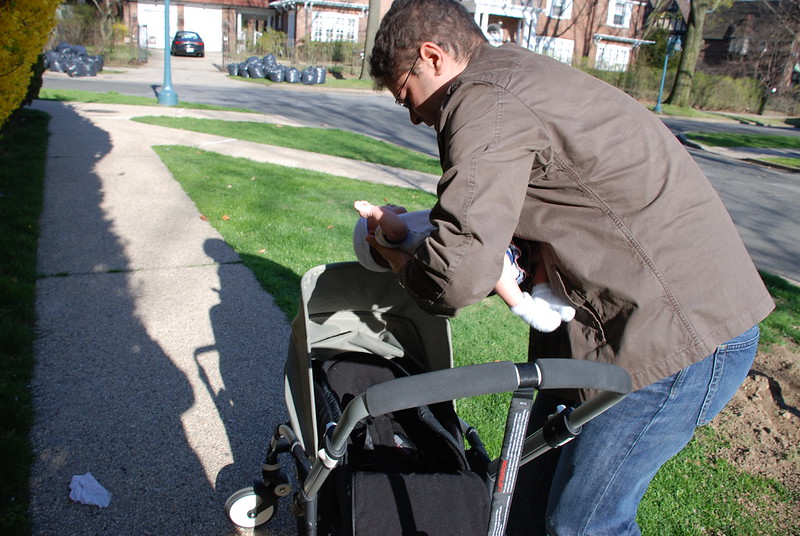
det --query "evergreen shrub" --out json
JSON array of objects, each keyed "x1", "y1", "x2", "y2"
[{"x1": 0, "y1": 0, "x2": 61, "y2": 129}]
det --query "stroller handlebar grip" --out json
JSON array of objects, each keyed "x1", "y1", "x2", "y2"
[
  {"x1": 530, "y1": 359, "x2": 632, "y2": 395},
  {"x1": 364, "y1": 361, "x2": 520, "y2": 417},
  {"x1": 363, "y1": 359, "x2": 632, "y2": 418}
]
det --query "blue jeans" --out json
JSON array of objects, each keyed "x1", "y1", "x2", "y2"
[{"x1": 507, "y1": 325, "x2": 760, "y2": 536}]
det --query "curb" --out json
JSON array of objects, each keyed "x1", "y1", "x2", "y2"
[
  {"x1": 677, "y1": 133, "x2": 799, "y2": 173},
  {"x1": 677, "y1": 132, "x2": 704, "y2": 149},
  {"x1": 742, "y1": 158, "x2": 800, "y2": 173}
]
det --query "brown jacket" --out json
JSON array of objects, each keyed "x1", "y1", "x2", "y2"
[{"x1": 401, "y1": 43, "x2": 774, "y2": 396}]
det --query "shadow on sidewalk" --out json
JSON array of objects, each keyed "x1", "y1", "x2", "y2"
[
  {"x1": 29, "y1": 102, "x2": 238, "y2": 534},
  {"x1": 198, "y1": 239, "x2": 295, "y2": 497}
]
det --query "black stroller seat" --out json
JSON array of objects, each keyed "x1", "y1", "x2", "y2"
[{"x1": 315, "y1": 352, "x2": 490, "y2": 535}]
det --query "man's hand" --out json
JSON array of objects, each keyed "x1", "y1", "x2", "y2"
[{"x1": 365, "y1": 235, "x2": 412, "y2": 274}]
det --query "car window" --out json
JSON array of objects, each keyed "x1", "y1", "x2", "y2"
[{"x1": 176, "y1": 32, "x2": 201, "y2": 40}]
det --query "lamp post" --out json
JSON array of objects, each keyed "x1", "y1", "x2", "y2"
[
  {"x1": 654, "y1": 36, "x2": 681, "y2": 114},
  {"x1": 158, "y1": 0, "x2": 178, "y2": 106}
]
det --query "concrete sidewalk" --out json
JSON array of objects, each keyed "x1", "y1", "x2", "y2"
[{"x1": 28, "y1": 99, "x2": 437, "y2": 535}]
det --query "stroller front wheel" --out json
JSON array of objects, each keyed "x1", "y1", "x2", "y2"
[{"x1": 225, "y1": 486, "x2": 276, "y2": 528}]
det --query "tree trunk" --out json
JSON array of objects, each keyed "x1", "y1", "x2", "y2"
[
  {"x1": 359, "y1": 0, "x2": 382, "y2": 80},
  {"x1": 667, "y1": 0, "x2": 708, "y2": 107},
  {"x1": 92, "y1": 0, "x2": 118, "y2": 52}
]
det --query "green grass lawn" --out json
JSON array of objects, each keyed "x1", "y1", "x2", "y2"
[
  {"x1": 38, "y1": 88, "x2": 259, "y2": 113},
  {"x1": 759, "y1": 156, "x2": 800, "y2": 170},
  {"x1": 653, "y1": 105, "x2": 799, "y2": 129},
  {"x1": 155, "y1": 145, "x2": 799, "y2": 535},
  {"x1": 684, "y1": 131, "x2": 800, "y2": 171},
  {"x1": 638, "y1": 425, "x2": 794, "y2": 535},
  {"x1": 136, "y1": 116, "x2": 441, "y2": 174},
  {"x1": 684, "y1": 131, "x2": 800, "y2": 150},
  {"x1": 652, "y1": 104, "x2": 724, "y2": 120},
  {"x1": 0, "y1": 109, "x2": 49, "y2": 535}
]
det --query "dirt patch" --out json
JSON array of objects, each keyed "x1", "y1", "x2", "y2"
[{"x1": 710, "y1": 342, "x2": 800, "y2": 522}]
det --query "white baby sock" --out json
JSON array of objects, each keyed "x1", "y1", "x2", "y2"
[
  {"x1": 531, "y1": 283, "x2": 576, "y2": 322},
  {"x1": 510, "y1": 292, "x2": 562, "y2": 332}
]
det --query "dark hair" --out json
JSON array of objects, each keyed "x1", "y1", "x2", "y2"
[{"x1": 369, "y1": 0, "x2": 486, "y2": 89}]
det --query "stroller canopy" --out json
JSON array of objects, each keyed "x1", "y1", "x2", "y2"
[{"x1": 285, "y1": 262, "x2": 453, "y2": 453}]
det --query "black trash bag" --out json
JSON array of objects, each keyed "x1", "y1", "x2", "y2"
[
  {"x1": 44, "y1": 50, "x2": 61, "y2": 68},
  {"x1": 85, "y1": 60, "x2": 98, "y2": 76},
  {"x1": 48, "y1": 60, "x2": 65, "y2": 73},
  {"x1": 237, "y1": 63, "x2": 250, "y2": 78},
  {"x1": 60, "y1": 51, "x2": 79, "y2": 66},
  {"x1": 55, "y1": 41, "x2": 71, "y2": 53},
  {"x1": 262, "y1": 54, "x2": 277, "y2": 68},
  {"x1": 69, "y1": 61, "x2": 91, "y2": 77},
  {"x1": 87, "y1": 55, "x2": 104, "y2": 72},
  {"x1": 314, "y1": 66, "x2": 327, "y2": 84},
  {"x1": 301, "y1": 67, "x2": 317, "y2": 85},
  {"x1": 248, "y1": 62, "x2": 266, "y2": 78},
  {"x1": 70, "y1": 44, "x2": 88, "y2": 57},
  {"x1": 245, "y1": 55, "x2": 260, "y2": 64},
  {"x1": 63, "y1": 57, "x2": 79, "y2": 77},
  {"x1": 266, "y1": 66, "x2": 285, "y2": 83},
  {"x1": 285, "y1": 67, "x2": 300, "y2": 83},
  {"x1": 227, "y1": 63, "x2": 238, "y2": 76}
]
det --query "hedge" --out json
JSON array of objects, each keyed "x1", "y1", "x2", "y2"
[
  {"x1": 0, "y1": 0, "x2": 61, "y2": 130},
  {"x1": 580, "y1": 64, "x2": 766, "y2": 113}
]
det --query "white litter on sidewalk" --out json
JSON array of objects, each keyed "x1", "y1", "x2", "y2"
[{"x1": 69, "y1": 473, "x2": 111, "y2": 508}]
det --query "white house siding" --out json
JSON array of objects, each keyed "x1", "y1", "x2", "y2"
[
  {"x1": 136, "y1": 2, "x2": 178, "y2": 49},
  {"x1": 134, "y1": 3, "x2": 223, "y2": 52}
]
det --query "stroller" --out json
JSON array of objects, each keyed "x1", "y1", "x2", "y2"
[{"x1": 225, "y1": 262, "x2": 631, "y2": 535}]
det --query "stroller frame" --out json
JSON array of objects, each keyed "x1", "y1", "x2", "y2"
[{"x1": 225, "y1": 263, "x2": 631, "y2": 535}]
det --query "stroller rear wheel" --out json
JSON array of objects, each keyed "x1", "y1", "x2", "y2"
[{"x1": 225, "y1": 486, "x2": 276, "y2": 528}]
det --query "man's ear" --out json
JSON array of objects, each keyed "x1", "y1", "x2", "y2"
[{"x1": 419, "y1": 41, "x2": 449, "y2": 74}]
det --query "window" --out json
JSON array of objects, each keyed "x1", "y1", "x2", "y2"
[
  {"x1": 547, "y1": 0, "x2": 573, "y2": 20},
  {"x1": 532, "y1": 36, "x2": 575, "y2": 65},
  {"x1": 728, "y1": 37, "x2": 749, "y2": 55},
  {"x1": 594, "y1": 43, "x2": 631, "y2": 71},
  {"x1": 606, "y1": 0, "x2": 631, "y2": 28},
  {"x1": 311, "y1": 11, "x2": 358, "y2": 42}
]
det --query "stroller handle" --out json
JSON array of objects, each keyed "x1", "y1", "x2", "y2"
[
  {"x1": 532, "y1": 358, "x2": 632, "y2": 394},
  {"x1": 364, "y1": 359, "x2": 631, "y2": 418},
  {"x1": 302, "y1": 359, "x2": 631, "y2": 507}
]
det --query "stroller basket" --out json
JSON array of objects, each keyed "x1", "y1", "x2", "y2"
[{"x1": 225, "y1": 263, "x2": 631, "y2": 535}]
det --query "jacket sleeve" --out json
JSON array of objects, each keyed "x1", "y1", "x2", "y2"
[{"x1": 401, "y1": 81, "x2": 550, "y2": 316}]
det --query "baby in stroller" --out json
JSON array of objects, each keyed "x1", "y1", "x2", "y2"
[{"x1": 353, "y1": 200, "x2": 575, "y2": 332}]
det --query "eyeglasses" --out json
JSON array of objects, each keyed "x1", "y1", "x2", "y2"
[{"x1": 394, "y1": 55, "x2": 419, "y2": 108}]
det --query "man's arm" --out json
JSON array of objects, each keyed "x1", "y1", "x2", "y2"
[{"x1": 402, "y1": 82, "x2": 548, "y2": 315}]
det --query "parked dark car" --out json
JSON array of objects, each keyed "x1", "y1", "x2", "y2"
[{"x1": 171, "y1": 31, "x2": 204, "y2": 57}]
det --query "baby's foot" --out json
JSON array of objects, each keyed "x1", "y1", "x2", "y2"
[
  {"x1": 510, "y1": 292, "x2": 562, "y2": 332},
  {"x1": 354, "y1": 200, "x2": 377, "y2": 219},
  {"x1": 531, "y1": 283, "x2": 576, "y2": 322}
]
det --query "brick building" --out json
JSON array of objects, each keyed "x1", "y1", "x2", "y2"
[{"x1": 122, "y1": 0, "x2": 656, "y2": 70}]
